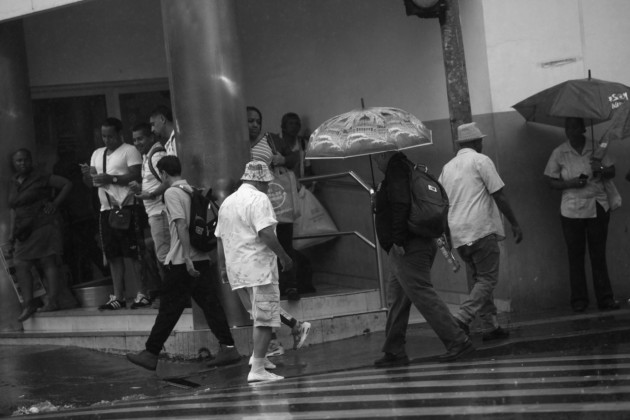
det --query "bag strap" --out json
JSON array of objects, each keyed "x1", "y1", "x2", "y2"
[{"x1": 147, "y1": 146, "x2": 166, "y2": 183}]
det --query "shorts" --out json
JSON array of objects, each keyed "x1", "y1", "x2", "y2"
[
  {"x1": 245, "y1": 283, "x2": 280, "y2": 328},
  {"x1": 99, "y1": 207, "x2": 143, "y2": 260}
]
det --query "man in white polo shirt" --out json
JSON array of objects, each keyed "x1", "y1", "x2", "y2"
[
  {"x1": 215, "y1": 161, "x2": 293, "y2": 383},
  {"x1": 439, "y1": 122, "x2": 523, "y2": 342}
]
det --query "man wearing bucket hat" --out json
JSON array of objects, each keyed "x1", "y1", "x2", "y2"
[
  {"x1": 439, "y1": 122, "x2": 523, "y2": 342},
  {"x1": 215, "y1": 160, "x2": 294, "y2": 383}
]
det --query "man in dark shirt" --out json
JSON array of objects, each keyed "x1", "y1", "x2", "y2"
[{"x1": 372, "y1": 151, "x2": 473, "y2": 366}]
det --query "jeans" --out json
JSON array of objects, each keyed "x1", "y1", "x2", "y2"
[
  {"x1": 148, "y1": 211, "x2": 170, "y2": 265},
  {"x1": 382, "y1": 237, "x2": 467, "y2": 355},
  {"x1": 560, "y1": 203, "x2": 614, "y2": 307},
  {"x1": 145, "y1": 260, "x2": 235, "y2": 355},
  {"x1": 455, "y1": 235, "x2": 500, "y2": 331}
]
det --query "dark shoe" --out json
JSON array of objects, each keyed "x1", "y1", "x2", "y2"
[
  {"x1": 130, "y1": 294, "x2": 152, "y2": 309},
  {"x1": 98, "y1": 295, "x2": 126, "y2": 310},
  {"x1": 572, "y1": 301, "x2": 588, "y2": 312},
  {"x1": 207, "y1": 345, "x2": 241, "y2": 367},
  {"x1": 438, "y1": 339, "x2": 474, "y2": 363},
  {"x1": 374, "y1": 352, "x2": 410, "y2": 368},
  {"x1": 17, "y1": 302, "x2": 38, "y2": 322},
  {"x1": 127, "y1": 350, "x2": 158, "y2": 371},
  {"x1": 455, "y1": 318, "x2": 470, "y2": 335},
  {"x1": 598, "y1": 300, "x2": 620, "y2": 311},
  {"x1": 482, "y1": 326, "x2": 510, "y2": 342},
  {"x1": 285, "y1": 288, "x2": 300, "y2": 302}
]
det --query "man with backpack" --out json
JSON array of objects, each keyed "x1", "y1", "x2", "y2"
[
  {"x1": 372, "y1": 151, "x2": 473, "y2": 367},
  {"x1": 130, "y1": 123, "x2": 168, "y2": 308},
  {"x1": 439, "y1": 122, "x2": 523, "y2": 342},
  {"x1": 126, "y1": 156, "x2": 241, "y2": 371}
]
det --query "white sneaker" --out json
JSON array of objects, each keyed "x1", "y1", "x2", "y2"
[
  {"x1": 247, "y1": 369, "x2": 284, "y2": 383},
  {"x1": 266, "y1": 339, "x2": 285, "y2": 357},
  {"x1": 248, "y1": 356, "x2": 276, "y2": 369},
  {"x1": 292, "y1": 321, "x2": 312, "y2": 350}
]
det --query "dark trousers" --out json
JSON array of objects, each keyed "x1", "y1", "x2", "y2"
[
  {"x1": 276, "y1": 223, "x2": 298, "y2": 292},
  {"x1": 560, "y1": 203, "x2": 614, "y2": 308},
  {"x1": 145, "y1": 260, "x2": 234, "y2": 355},
  {"x1": 382, "y1": 237, "x2": 467, "y2": 354}
]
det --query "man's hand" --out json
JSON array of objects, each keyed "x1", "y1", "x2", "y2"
[
  {"x1": 92, "y1": 173, "x2": 111, "y2": 187},
  {"x1": 279, "y1": 255, "x2": 293, "y2": 272},
  {"x1": 569, "y1": 176, "x2": 587, "y2": 189},
  {"x1": 512, "y1": 224, "x2": 523, "y2": 244},
  {"x1": 129, "y1": 181, "x2": 142, "y2": 194},
  {"x1": 185, "y1": 257, "x2": 200, "y2": 278},
  {"x1": 392, "y1": 244, "x2": 405, "y2": 257},
  {"x1": 135, "y1": 191, "x2": 153, "y2": 200}
]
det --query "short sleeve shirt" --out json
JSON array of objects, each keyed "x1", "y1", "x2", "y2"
[
  {"x1": 214, "y1": 183, "x2": 278, "y2": 290},
  {"x1": 90, "y1": 143, "x2": 142, "y2": 211},
  {"x1": 544, "y1": 141, "x2": 612, "y2": 218},
  {"x1": 141, "y1": 142, "x2": 167, "y2": 217},
  {"x1": 439, "y1": 148, "x2": 506, "y2": 248},
  {"x1": 163, "y1": 180, "x2": 209, "y2": 265}
]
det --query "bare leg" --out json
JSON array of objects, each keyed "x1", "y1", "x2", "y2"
[
  {"x1": 15, "y1": 260, "x2": 35, "y2": 304},
  {"x1": 123, "y1": 257, "x2": 144, "y2": 297},
  {"x1": 40, "y1": 255, "x2": 60, "y2": 310}
]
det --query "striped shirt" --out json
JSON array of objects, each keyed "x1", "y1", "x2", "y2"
[{"x1": 251, "y1": 137, "x2": 273, "y2": 167}]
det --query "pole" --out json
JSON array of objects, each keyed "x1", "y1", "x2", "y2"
[{"x1": 438, "y1": 0, "x2": 472, "y2": 150}]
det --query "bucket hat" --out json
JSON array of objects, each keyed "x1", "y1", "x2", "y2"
[
  {"x1": 456, "y1": 122, "x2": 486, "y2": 142},
  {"x1": 241, "y1": 160, "x2": 274, "y2": 182}
]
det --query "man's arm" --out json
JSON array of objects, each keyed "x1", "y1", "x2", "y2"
[
  {"x1": 92, "y1": 164, "x2": 141, "y2": 187},
  {"x1": 546, "y1": 175, "x2": 587, "y2": 190},
  {"x1": 174, "y1": 218, "x2": 200, "y2": 277},
  {"x1": 258, "y1": 225, "x2": 293, "y2": 272},
  {"x1": 217, "y1": 238, "x2": 228, "y2": 284},
  {"x1": 491, "y1": 188, "x2": 523, "y2": 243}
]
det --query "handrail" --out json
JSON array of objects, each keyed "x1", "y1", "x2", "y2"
[{"x1": 298, "y1": 171, "x2": 386, "y2": 309}]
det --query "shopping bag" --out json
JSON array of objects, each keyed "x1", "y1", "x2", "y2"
[
  {"x1": 292, "y1": 186, "x2": 338, "y2": 250},
  {"x1": 267, "y1": 166, "x2": 300, "y2": 223}
]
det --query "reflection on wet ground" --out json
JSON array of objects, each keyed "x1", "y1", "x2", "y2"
[{"x1": 1, "y1": 310, "x2": 630, "y2": 417}]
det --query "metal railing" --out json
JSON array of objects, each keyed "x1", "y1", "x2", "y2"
[{"x1": 295, "y1": 171, "x2": 386, "y2": 309}]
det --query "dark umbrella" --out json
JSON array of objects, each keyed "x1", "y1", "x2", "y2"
[{"x1": 512, "y1": 75, "x2": 630, "y2": 127}]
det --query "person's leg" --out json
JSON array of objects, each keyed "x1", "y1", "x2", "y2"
[
  {"x1": 144, "y1": 264, "x2": 190, "y2": 355},
  {"x1": 15, "y1": 259, "x2": 38, "y2": 321},
  {"x1": 380, "y1": 266, "x2": 412, "y2": 358},
  {"x1": 276, "y1": 223, "x2": 299, "y2": 300},
  {"x1": 191, "y1": 260, "x2": 235, "y2": 346},
  {"x1": 108, "y1": 257, "x2": 125, "y2": 299},
  {"x1": 455, "y1": 235, "x2": 500, "y2": 330},
  {"x1": 148, "y1": 211, "x2": 170, "y2": 297},
  {"x1": 587, "y1": 203, "x2": 616, "y2": 307},
  {"x1": 39, "y1": 255, "x2": 60, "y2": 311},
  {"x1": 560, "y1": 215, "x2": 588, "y2": 309},
  {"x1": 394, "y1": 237, "x2": 468, "y2": 351},
  {"x1": 248, "y1": 283, "x2": 282, "y2": 382}
]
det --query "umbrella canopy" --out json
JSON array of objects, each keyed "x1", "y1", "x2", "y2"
[
  {"x1": 512, "y1": 77, "x2": 630, "y2": 127},
  {"x1": 306, "y1": 107, "x2": 432, "y2": 159}
]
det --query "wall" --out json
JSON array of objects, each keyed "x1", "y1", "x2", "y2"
[{"x1": 17, "y1": 0, "x2": 630, "y2": 312}]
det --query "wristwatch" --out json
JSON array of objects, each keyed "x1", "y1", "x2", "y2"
[{"x1": 111, "y1": 176, "x2": 118, "y2": 184}]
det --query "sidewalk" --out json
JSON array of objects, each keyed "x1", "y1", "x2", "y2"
[{"x1": 3, "y1": 306, "x2": 630, "y2": 416}]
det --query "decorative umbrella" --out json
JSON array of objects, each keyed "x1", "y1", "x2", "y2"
[
  {"x1": 306, "y1": 107, "x2": 432, "y2": 159},
  {"x1": 512, "y1": 76, "x2": 630, "y2": 128}
]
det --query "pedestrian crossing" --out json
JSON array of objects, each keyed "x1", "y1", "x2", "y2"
[{"x1": 27, "y1": 353, "x2": 630, "y2": 419}]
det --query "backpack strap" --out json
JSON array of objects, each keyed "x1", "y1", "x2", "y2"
[{"x1": 147, "y1": 146, "x2": 166, "y2": 183}]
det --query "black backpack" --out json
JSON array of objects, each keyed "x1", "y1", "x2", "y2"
[
  {"x1": 404, "y1": 159, "x2": 449, "y2": 238},
  {"x1": 178, "y1": 185, "x2": 219, "y2": 252}
]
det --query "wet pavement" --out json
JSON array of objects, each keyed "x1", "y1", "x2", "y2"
[{"x1": 2, "y1": 307, "x2": 630, "y2": 417}]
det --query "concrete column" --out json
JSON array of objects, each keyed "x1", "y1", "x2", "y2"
[
  {"x1": 0, "y1": 20, "x2": 36, "y2": 331},
  {"x1": 161, "y1": 0, "x2": 251, "y2": 327}
]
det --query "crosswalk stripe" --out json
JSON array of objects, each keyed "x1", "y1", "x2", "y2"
[{"x1": 29, "y1": 353, "x2": 630, "y2": 419}]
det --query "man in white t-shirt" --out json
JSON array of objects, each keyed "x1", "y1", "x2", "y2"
[
  {"x1": 215, "y1": 161, "x2": 293, "y2": 383},
  {"x1": 439, "y1": 122, "x2": 522, "y2": 342},
  {"x1": 129, "y1": 122, "x2": 169, "y2": 308},
  {"x1": 150, "y1": 105, "x2": 177, "y2": 157},
  {"x1": 80, "y1": 118, "x2": 144, "y2": 310},
  {"x1": 126, "y1": 156, "x2": 240, "y2": 371}
]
